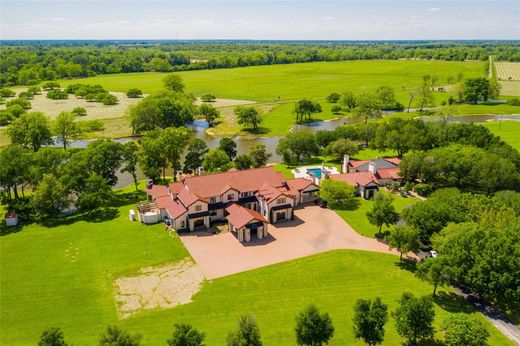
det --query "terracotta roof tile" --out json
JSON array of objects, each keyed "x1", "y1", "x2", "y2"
[
  {"x1": 226, "y1": 203, "x2": 267, "y2": 229},
  {"x1": 286, "y1": 178, "x2": 316, "y2": 191},
  {"x1": 155, "y1": 196, "x2": 187, "y2": 219},
  {"x1": 169, "y1": 182, "x2": 184, "y2": 195},
  {"x1": 178, "y1": 188, "x2": 206, "y2": 207},
  {"x1": 376, "y1": 167, "x2": 402, "y2": 180},
  {"x1": 332, "y1": 172, "x2": 378, "y2": 187},
  {"x1": 145, "y1": 184, "x2": 170, "y2": 198}
]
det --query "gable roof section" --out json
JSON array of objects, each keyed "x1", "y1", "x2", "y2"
[
  {"x1": 183, "y1": 166, "x2": 286, "y2": 198},
  {"x1": 257, "y1": 183, "x2": 295, "y2": 203},
  {"x1": 168, "y1": 182, "x2": 185, "y2": 195},
  {"x1": 155, "y1": 196, "x2": 187, "y2": 219},
  {"x1": 376, "y1": 167, "x2": 402, "y2": 180},
  {"x1": 178, "y1": 188, "x2": 207, "y2": 207},
  {"x1": 286, "y1": 178, "x2": 316, "y2": 191},
  {"x1": 332, "y1": 172, "x2": 378, "y2": 187},
  {"x1": 146, "y1": 184, "x2": 170, "y2": 199},
  {"x1": 226, "y1": 203, "x2": 268, "y2": 229}
]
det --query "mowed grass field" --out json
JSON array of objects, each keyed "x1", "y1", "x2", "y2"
[
  {"x1": 60, "y1": 60, "x2": 484, "y2": 102},
  {"x1": 1, "y1": 205, "x2": 512, "y2": 346},
  {"x1": 482, "y1": 121, "x2": 520, "y2": 151}
]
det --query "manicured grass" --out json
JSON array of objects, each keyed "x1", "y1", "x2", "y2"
[
  {"x1": 450, "y1": 103, "x2": 520, "y2": 115},
  {"x1": 335, "y1": 194, "x2": 418, "y2": 238},
  {"x1": 481, "y1": 121, "x2": 520, "y2": 151},
  {"x1": 1, "y1": 189, "x2": 512, "y2": 345},
  {"x1": 60, "y1": 60, "x2": 484, "y2": 102}
]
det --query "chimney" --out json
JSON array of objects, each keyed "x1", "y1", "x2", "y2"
[
  {"x1": 342, "y1": 155, "x2": 350, "y2": 173},
  {"x1": 197, "y1": 166, "x2": 204, "y2": 176},
  {"x1": 368, "y1": 161, "x2": 377, "y2": 175}
]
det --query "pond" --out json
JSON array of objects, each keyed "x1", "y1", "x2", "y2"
[{"x1": 59, "y1": 114, "x2": 519, "y2": 188}]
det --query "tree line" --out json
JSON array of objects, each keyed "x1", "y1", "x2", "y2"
[
  {"x1": 2, "y1": 41, "x2": 520, "y2": 86},
  {"x1": 36, "y1": 294, "x2": 491, "y2": 346}
]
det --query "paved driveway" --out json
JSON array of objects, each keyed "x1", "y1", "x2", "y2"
[{"x1": 179, "y1": 205, "x2": 401, "y2": 279}]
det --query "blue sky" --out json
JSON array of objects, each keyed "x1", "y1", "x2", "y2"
[{"x1": 1, "y1": 1, "x2": 518, "y2": 40}]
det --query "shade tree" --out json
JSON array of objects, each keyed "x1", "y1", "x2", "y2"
[
  {"x1": 392, "y1": 292, "x2": 435, "y2": 345},
  {"x1": 227, "y1": 314, "x2": 262, "y2": 346},
  {"x1": 294, "y1": 305, "x2": 334, "y2": 346},
  {"x1": 167, "y1": 323, "x2": 206, "y2": 346},
  {"x1": 352, "y1": 297, "x2": 388, "y2": 346},
  {"x1": 366, "y1": 192, "x2": 400, "y2": 237}
]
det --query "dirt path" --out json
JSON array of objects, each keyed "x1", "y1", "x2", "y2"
[
  {"x1": 115, "y1": 258, "x2": 204, "y2": 318},
  {"x1": 180, "y1": 205, "x2": 408, "y2": 279}
]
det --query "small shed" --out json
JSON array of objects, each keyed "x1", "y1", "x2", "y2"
[
  {"x1": 129, "y1": 209, "x2": 136, "y2": 221},
  {"x1": 5, "y1": 211, "x2": 18, "y2": 227}
]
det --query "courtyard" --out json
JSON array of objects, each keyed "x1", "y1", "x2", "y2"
[{"x1": 179, "y1": 204, "x2": 401, "y2": 279}]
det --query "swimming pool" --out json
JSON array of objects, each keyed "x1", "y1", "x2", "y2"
[{"x1": 306, "y1": 168, "x2": 323, "y2": 178}]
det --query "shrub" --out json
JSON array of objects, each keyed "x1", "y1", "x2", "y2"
[
  {"x1": 201, "y1": 94, "x2": 216, "y2": 102},
  {"x1": 42, "y1": 81, "x2": 60, "y2": 90},
  {"x1": 27, "y1": 86, "x2": 42, "y2": 94},
  {"x1": 0, "y1": 110, "x2": 12, "y2": 126},
  {"x1": 6, "y1": 97, "x2": 32, "y2": 109},
  {"x1": 18, "y1": 91, "x2": 34, "y2": 100},
  {"x1": 126, "y1": 88, "x2": 143, "y2": 98},
  {"x1": 78, "y1": 120, "x2": 104, "y2": 132},
  {"x1": 47, "y1": 89, "x2": 68, "y2": 100},
  {"x1": 71, "y1": 107, "x2": 87, "y2": 116},
  {"x1": 509, "y1": 97, "x2": 520, "y2": 106},
  {"x1": 414, "y1": 183, "x2": 433, "y2": 197},
  {"x1": 326, "y1": 92, "x2": 341, "y2": 103},
  {"x1": 331, "y1": 105, "x2": 342, "y2": 114},
  {"x1": 0, "y1": 88, "x2": 16, "y2": 97},
  {"x1": 102, "y1": 94, "x2": 118, "y2": 105},
  {"x1": 6, "y1": 104, "x2": 25, "y2": 117},
  {"x1": 320, "y1": 179, "x2": 358, "y2": 210}
]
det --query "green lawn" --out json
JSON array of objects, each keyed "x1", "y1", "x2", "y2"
[
  {"x1": 481, "y1": 121, "x2": 520, "y2": 151},
  {"x1": 60, "y1": 60, "x2": 484, "y2": 102},
  {"x1": 335, "y1": 195, "x2": 418, "y2": 238}
]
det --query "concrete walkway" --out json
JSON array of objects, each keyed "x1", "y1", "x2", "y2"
[{"x1": 179, "y1": 205, "x2": 403, "y2": 279}]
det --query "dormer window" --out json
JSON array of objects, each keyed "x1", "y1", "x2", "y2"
[{"x1": 227, "y1": 194, "x2": 235, "y2": 200}]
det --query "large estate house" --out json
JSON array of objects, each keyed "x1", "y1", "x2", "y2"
[{"x1": 139, "y1": 167, "x2": 319, "y2": 242}]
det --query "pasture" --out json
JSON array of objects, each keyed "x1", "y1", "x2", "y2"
[
  {"x1": 0, "y1": 196, "x2": 512, "y2": 346},
  {"x1": 60, "y1": 60, "x2": 484, "y2": 102},
  {"x1": 495, "y1": 61, "x2": 520, "y2": 96}
]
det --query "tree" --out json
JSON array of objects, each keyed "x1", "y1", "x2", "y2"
[
  {"x1": 159, "y1": 127, "x2": 193, "y2": 180},
  {"x1": 87, "y1": 140, "x2": 124, "y2": 186},
  {"x1": 234, "y1": 154, "x2": 253, "y2": 170},
  {"x1": 183, "y1": 139, "x2": 209, "y2": 173},
  {"x1": 340, "y1": 90, "x2": 357, "y2": 109},
  {"x1": 167, "y1": 323, "x2": 206, "y2": 346},
  {"x1": 99, "y1": 325, "x2": 141, "y2": 346},
  {"x1": 121, "y1": 141, "x2": 140, "y2": 191},
  {"x1": 218, "y1": 137, "x2": 237, "y2": 160},
  {"x1": 276, "y1": 131, "x2": 318, "y2": 164},
  {"x1": 441, "y1": 314, "x2": 489, "y2": 346},
  {"x1": 139, "y1": 132, "x2": 166, "y2": 180},
  {"x1": 249, "y1": 144, "x2": 271, "y2": 168},
  {"x1": 331, "y1": 105, "x2": 342, "y2": 115},
  {"x1": 416, "y1": 258, "x2": 450, "y2": 297},
  {"x1": 0, "y1": 145, "x2": 31, "y2": 200},
  {"x1": 407, "y1": 91, "x2": 416, "y2": 112},
  {"x1": 126, "y1": 88, "x2": 143, "y2": 98},
  {"x1": 7, "y1": 112, "x2": 54, "y2": 151},
  {"x1": 42, "y1": 81, "x2": 60, "y2": 90},
  {"x1": 366, "y1": 193, "x2": 400, "y2": 236},
  {"x1": 392, "y1": 292, "x2": 435, "y2": 345},
  {"x1": 199, "y1": 103, "x2": 220, "y2": 126},
  {"x1": 319, "y1": 179, "x2": 357, "y2": 209},
  {"x1": 202, "y1": 148, "x2": 231, "y2": 173},
  {"x1": 102, "y1": 94, "x2": 119, "y2": 105},
  {"x1": 0, "y1": 88, "x2": 16, "y2": 97},
  {"x1": 6, "y1": 97, "x2": 32, "y2": 109},
  {"x1": 78, "y1": 174, "x2": 114, "y2": 211},
  {"x1": 324, "y1": 138, "x2": 359, "y2": 162},
  {"x1": 294, "y1": 99, "x2": 322, "y2": 123},
  {"x1": 463, "y1": 77, "x2": 491, "y2": 103},
  {"x1": 71, "y1": 106, "x2": 87, "y2": 116},
  {"x1": 38, "y1": 327, "x2": 69, "y2": 346},
  {"x1": 32, "y1": 174, "x2": 70, "y2": 219},
  {"x1": 227, "y1": 314, "x2": 262, "y2": 346},
  {"x1": 326, "y1": 93, "x2": 340, "y2": 103},
  {"x1": 201, "y1": 94, "x2": 216, "y2": 102},
  {"x1": 352, "y1": 297, "x2": 388, "y2": 346},
  {"x1": 235, "y1": 106, "x2": 262, "y2": 132},
  {"x1": 375, "y1": 86, "x2": 396, "y2": 109},
  {"x1": 163, "y1": 74, "x2": 185, "y2": 93},
  {"x1": 387, "y1": 225, "x2": 420, "y2": 261},
  {"x1": 47, "y1": 89, "x2": 68, "y2": 100},
  {"x1": 294, "y1": 305, "x2": 334, "y2": 346},
  {"x1": 355, "y1": 93, "x2": 381, "y2": 124},
  {"x1": 53, "y1": 112, "x2": 82, "y2": 150},
  {"x1": 417, "y1": 79, "x2": 435, "y2": 111}
]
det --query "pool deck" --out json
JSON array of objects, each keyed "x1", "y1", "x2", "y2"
[{"x1": 291, "y1": 165, "x2": 340, "y2": 181}]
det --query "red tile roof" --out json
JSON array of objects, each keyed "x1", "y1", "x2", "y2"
[
  {"x1": 257, "y1": 183, "x2": 294, "y2": 203},
  {"x1": 178, "y1": 188, "x2": 206, "y2": 207},
  {"x1": 348, "y1": 160, "x2": 369, "y2": 169},
  {"x1": 226, "y1": 203, "x2": 267, "y2": 229},
  {"x1": 286, "y1": 178, "x2": 316, "y2": 191},
  {"x1": 183, "y1": 166, "x2": 286, "y2": 198},
  {"x1": 376, "y1": 167, "x2": 402, "y2": 180},
  {"x1": 168, "y1": 182, "x2": 184, "y2": 195},
  {"x1": 385, "y1": 157, "x2": 401, "y2": 165},
  {"x1": 145, "y1": 184, "x2": 170, "y2": 199},
  {"x1": 332, "y1": 172, "x2": 378, "y2": 187},
  {"x1": 155, "y1": 196, "x2": 187, "y2": 219}
]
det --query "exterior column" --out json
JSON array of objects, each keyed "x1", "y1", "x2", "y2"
[
  {"x1": 257, "y1": 227, "x2": 263, "y2": 240},
  {"x1": 245, "y1": 229, "x2": 251, "y2": 242}
]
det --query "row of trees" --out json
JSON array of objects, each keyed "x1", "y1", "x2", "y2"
[
  {"x1": 38, "y1": 295, "x2": 490, "y2": 346},
  {"x1": 3, "y1": 41, "x2": 519, "y2": 86}
]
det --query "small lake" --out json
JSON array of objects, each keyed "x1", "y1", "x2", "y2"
[{"x1": 59, "y1": 114, "x2": 519, "y2": 188}]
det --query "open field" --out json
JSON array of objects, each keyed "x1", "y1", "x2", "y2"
[
  {"x1": 1, "y1": 193, "x2": 513, "y2": 346},
  {"x1": 481, "y1": 121, "x2": 520, "y2": 151},
  {"x1": 60, "y1": 60, "x2": 484, "y2": 102},
  {"x1": 334, "y1": 194, "x2": 419, "y2": 238},
  {"x1": 1, "y1": 90, "x2": 141, "y2": 120},
  {"x1": 496, "y1": 62, "x2": 520, "y2": 81}
]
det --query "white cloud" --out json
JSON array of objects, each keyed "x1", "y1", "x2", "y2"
[{"x1": 428, "y1": 8, "x2": 440, "y2": 12}]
